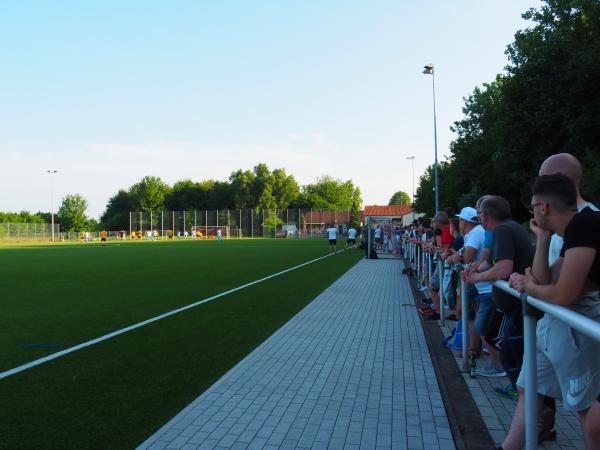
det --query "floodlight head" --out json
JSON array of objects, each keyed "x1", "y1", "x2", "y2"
[{"x1": 423, "y1": 64, "x2": 434, "y2": 74}]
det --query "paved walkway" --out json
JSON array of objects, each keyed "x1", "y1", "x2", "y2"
[{"x1": 138, "y1": 258, "x2": 455, "y2": 450}]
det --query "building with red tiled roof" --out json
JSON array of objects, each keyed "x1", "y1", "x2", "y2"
[{"x1": 362, "y1": 205, "x2": 413, "y2": 219}]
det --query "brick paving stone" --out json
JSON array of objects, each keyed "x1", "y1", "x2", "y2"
[{"x1": 137, "y1": 259, "x2": 456, "y2": 450}]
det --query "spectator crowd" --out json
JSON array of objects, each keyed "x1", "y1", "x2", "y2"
[{"x1": 402, "y1": 153, "x2": 600, "y2": 450}]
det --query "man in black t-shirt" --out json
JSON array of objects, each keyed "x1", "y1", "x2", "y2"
[{"x1": 504, "y1": 174, "x2": 600, "y2": 449}]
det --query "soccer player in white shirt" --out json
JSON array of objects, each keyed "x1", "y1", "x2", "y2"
[
  {"x1": 346, "y1": 227, "x2": 357, "y2": 248},
  {"x1": 374, "y1": 225, "x2": 382, "y2": 250},
  {"x1": 217, "y1": 228, "x2": 222, "y2": 243},
  {"x1": 326, "y1": 224, "x2": 338, "y2": 252}
]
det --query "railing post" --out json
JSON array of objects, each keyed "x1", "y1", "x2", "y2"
[
  {"x1": 414, "y1": 242, "x2": 417, "y2": 269},
  {"x1": 416, "y1": 245, "x2": 421, "y2": 282},
  {"x1": 460, "y1": 270, "x2": 469, "y2": 372},
  {"x1": 367, "y1": 217, "x2": 372, "y2": 259},
  {"x1": 522, "y1": 292, "x2": 538, "y2": 450},
  {"x1": 427, "y1": 252, "x2": 432, "y2": 292},
  {"x1": 440, "y1": 262, "x2": 446, "y2": 327},
  {"x1": 422, "y1": 247, "x2": 426, "y2": 287}
]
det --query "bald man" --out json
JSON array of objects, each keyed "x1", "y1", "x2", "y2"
[
  {"x1": 498, "y1": 154, "x2": 600, "y2": 450},
  {"x1": 539, "y1": 153, "x2": 599, "y2": 262}
]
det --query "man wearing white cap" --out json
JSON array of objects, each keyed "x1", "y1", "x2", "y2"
[{"x1": 455, "y1": 207, "x2": 505, "y2": 377}]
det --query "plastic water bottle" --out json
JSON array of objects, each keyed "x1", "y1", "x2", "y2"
[{"x1": 469, "y1": 356, "x2": 477, "y2": 378}]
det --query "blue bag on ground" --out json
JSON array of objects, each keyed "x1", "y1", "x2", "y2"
[{"x1": 442, "y1": 320, "x2": 469, "y2": 350}]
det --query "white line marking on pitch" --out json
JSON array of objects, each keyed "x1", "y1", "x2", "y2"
[{"x1": 1, "y1": 248, "x2": 351, "y2": 380}]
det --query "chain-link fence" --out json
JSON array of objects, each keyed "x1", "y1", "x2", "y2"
[
  {"x1": 0, "y1": 210, "x2": 359, "y2": 242},
  {"x1": 127, "y1": 209, "x2": 356, "y2": 239},
  {"x1": 0, "y1": 223, "x2": 60, "y2": 242}
]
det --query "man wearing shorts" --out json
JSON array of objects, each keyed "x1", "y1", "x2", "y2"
[
  {"x1": 464, "y1": 196, "x2": 534, "y2": 385},
  {"x1": 455, "y1": 207, "x2": 503, "y2": 376},
  {"x1": 499, "y1": 176, "x2": 600, "y2": 449},
  {"x1": 374, "y1": 225, "x2": 382, "y2": 250},
  {"x1": 346, "y1": 226, "x2": 357, "y2": 248},
  {"x1": 422, "y1": 212, "x2": 452, "y2": 320},
  {"x1": 326, "y1": 224, "x2": 338, "y2": 253}
]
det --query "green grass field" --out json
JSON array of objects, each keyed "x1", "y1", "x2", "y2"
[{"x1": 0, "y1": 239, "x2": 362, "y2": 450}]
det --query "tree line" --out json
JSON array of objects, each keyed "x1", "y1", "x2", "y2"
[
  {"x1": 100, "y1": 163, "x2": 361, "y2": 229},
  {"x1": 0, "y1": 196, "x2": 97, "y2": 232},
  {"x1": 100, "y1": 163, "x2": 362, "y2": 231},
  {"x1": 414, "y1": 0, "x2": 600, "y2": 221},
  {"x1": 3, "y1": 164, "x2": 362, "y2": 232},
  {"x1": 3, "y1": 165, "x2": 362, "y2": 232}
]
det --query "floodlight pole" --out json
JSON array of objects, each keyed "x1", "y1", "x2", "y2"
[
  {"x1": 423, "y1": 64, "x2": 439, "y2": 213},
  {"x1": 406, "y1": 156, "x2": 416, "y2": 220},
  {"x1": 46, "y1": 170, "x2": 58, "y2": 242}
]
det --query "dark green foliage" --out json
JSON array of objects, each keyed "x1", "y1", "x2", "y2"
[
  {"x1": 57, "y1": 194, "x2": 91, "y2": 232},
  {"x1": 293, "y1": 175, "x2": 361, "y2": 211},
  {"x1": 388, "y1": 191, "x2": 411, "y2": 206},
  {"x1": 101, "y1": 165, "x2": 362, "y2": 228},
  {"x1": 415, "y1": 0, "x2": 600, "y2": 220},
  {"x1": 129, "y1": 176, "x2": 171, "y2": 212},
  {"x1": 0, "y1": 211, "x2": 48, "y2": 223}
]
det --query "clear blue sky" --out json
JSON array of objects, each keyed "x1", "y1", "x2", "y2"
[{"x1": 0, "y1": 0, "x2": 541, "y2": 219}]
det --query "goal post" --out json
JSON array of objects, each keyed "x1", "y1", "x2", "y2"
[{"x1": 191, "y1": 225, "x2": 230, "y2": 239}]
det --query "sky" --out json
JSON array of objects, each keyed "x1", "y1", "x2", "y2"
[{"x1": 0, "y1": 0, "x2": 542, "y2": 219}]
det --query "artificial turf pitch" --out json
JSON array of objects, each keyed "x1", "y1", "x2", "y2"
[{"x1": 0, "y1": 239, "x2": 362, "y2": 450}]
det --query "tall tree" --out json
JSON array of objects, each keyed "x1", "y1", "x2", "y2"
[
  {"x1": 100, "y1": 190, "x2": 133, "y2": 230},
  {"x1": 164, "y1": 180, "x2": 204, "y2": 211},
  {"x1": 270, "y1": 168, "x2": 299, "y2": 208},
  {"x1": 414, "y1": 0, "x2": 600, "y2": 219},
  {"x1": 300, "y1": 176, "x2": 361, "y2": 210},
  {"x1": 58, "y1": 194, "x2": 90, "y2": 231},
  {"x1": 229, "y1": 169, "x2": 256, "y2": 209},
  {"x1": 258, "y1": 185, "x2": 277, "y2": 210},
  {"x1": 350, "y1": 187, "x2": 362, "y2": 229},
  {"x1": 388, "y1": 191, "x2": 411, "y2": 206},
  {"x1": 130, "y1": 176, "x2": 170, "y2": 212}
]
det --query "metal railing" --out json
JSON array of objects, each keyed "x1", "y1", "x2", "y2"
[
  {"x1": 493, "y1": 280, "x2": 600, "y2": 450},
  {"x1": 404, "y1": 239, "x2": 469, "y2": 369}
]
